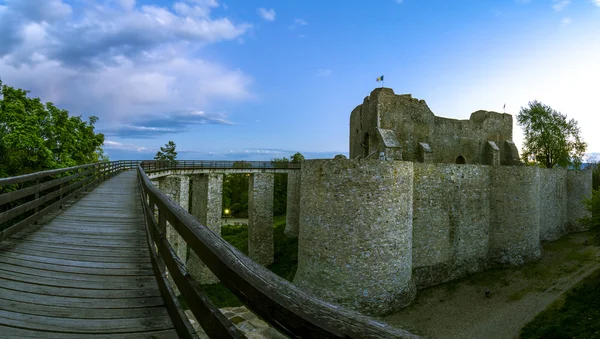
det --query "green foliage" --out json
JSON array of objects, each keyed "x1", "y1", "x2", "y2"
[
  {"x1": 580, "y1": 188, "x2": 600, "y2": 244},
  {"x1": 154, "y1": 140, "x2": 177, "y2": 163},
  {"x1": 271, "y1": 153, "x2": 304, "y2": 216},
  {"x1": 517, "y1": 101, "x2": 586, "y2": 168},
  {"x1": 202, "y1": 216, "x2": 298, "y2": 308},
  {"x1": 519, "y1": 268, "x2": 600, "y2": 339},
  {"x1": 0, "y1": 80, "x2": 105, "y2": 177}
]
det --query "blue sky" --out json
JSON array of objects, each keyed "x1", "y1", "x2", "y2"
[{"x1": 1, "y1": 0, "x2": 599, "y2": 161}]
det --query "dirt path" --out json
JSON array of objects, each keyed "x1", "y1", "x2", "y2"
[{"x1": 382, "y1": 232, "x2": 600, "y2": 339}]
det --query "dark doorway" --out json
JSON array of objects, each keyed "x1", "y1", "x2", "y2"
[{"x1": 456, "y1": 155, "x2": 466, "y2": 164}]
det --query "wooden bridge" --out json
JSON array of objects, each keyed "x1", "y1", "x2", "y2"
[{"x1": 0, "y1": 161, "x2": 418, "y2": 339}]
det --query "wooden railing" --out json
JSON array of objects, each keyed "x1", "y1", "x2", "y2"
[
  {"x1": 137, "y1": 164, "x2": 418, "y2": 339},
  {"x1": 0, "y1": 161, "x2": 130, "y2": 241},
  {"x1": 141, "y1": 160, "x2": 301, "y2": 172}
]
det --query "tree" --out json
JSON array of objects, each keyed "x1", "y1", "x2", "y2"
[
  {"x1": 517, "y1": 101, "x2": 586, "y2": 168},
  {"x1": 0, "y1": 80, "x2": 105, "y2": 177},
  {"x1": 290, "y1": 152, "x2": 305, "y2": 163},
  {"x1": 154, "y1": 141, "x2": 177, "y2": 163}
]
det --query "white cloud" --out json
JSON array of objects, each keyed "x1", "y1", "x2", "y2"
[
  {"x1": 104, "y1": 140, "x2": 149, "y2": 152},
  {"x1": 553, "y1": 0, "x2": 571, "y2": 11},
  {"x1": 117, "y1": 0, "x2": 136, "y2": 11},
  {"x1": 0, "y1": 0, "x2": 253, "y2": 136},
  {"x1": 289, "y1": 18, "x2": 308, "y2": 30},
  {"x1": 561, "y1": 17, "x2": 572, "y2": 25},
  {"x1": 593, "y1": 0, "x2": 600, "y2": 6},
  {"x1": 257, "y1": 8, "x2": 276, "y2": 21},
  {"x1": 316, "y1": 69, "x2": 332, "y2": 77}
]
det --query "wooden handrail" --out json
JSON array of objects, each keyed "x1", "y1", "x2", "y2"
[
  {"x1": 0, "y1": 161, "x2": 134, "y2": 241},
  {"x1": 137, "y1": 164, "x2": 418, "y2": 339}
]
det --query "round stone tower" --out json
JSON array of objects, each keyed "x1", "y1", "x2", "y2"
[{"x1": 293, "y1": 159, "x2": 416, "y2": 316}]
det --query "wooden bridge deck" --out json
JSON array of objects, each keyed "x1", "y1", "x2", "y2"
[{"x1": 0, "y1": 171, "x2": 177, "y2": 338}]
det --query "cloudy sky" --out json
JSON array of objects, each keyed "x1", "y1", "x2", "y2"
[{"x1": 1, "y1": 0, "x2": 599, "y2": 160}]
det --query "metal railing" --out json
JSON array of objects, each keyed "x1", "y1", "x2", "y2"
[{"x1": 136, "y1": 164, "x2": 417, "y2": 339}]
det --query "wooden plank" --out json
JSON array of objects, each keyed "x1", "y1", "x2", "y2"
[
  {"x1": 0, "y1": 262, "x2": 155, "y2": 283},
  {"x1": 0, "y1": 240, "x2": 151, "y2": 258},
  {"x1": 0, "y1": 246, "x2": 149, "y2": 263},
  {"x1": 0, "y1": 298, "x2": 169, "y2": 319},
  {"x1": 0, "y1": 255, "x2": 153, "y2": 276},
  {"x1": 0, "y1": 326, "x2": 179, "y2": 339},
  {"x1": 0, "y1": 163, "x2": 97, "y2": 186},
  {"x1": 0, "y1": 310, "x2": 173, "y2": 334},
  {"x1": 0, "y1": 287, "x2": 165, "y2": 309},
  {"x1": 0, "y1": 270, "x2": 157, "y2": 290},
  {"x1": 0, "y1": 277, "x2": 160, "y2": 299}
]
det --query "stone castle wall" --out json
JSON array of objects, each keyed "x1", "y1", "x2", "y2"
[
  {"x1": 349, "y1": 88, "x2": 515, "y2": 164},
  {"x1": 296, "y1": 159, "x2": 592, "y2": 316},
  {"x1": 412, "y1": 163, "x2": 491, "y2": 288},
  {"x1": 293, "y1": 160, "x2": 416, "y2": 316}
]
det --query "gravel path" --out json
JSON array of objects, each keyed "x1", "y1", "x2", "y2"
[{"x1": 382, "y1": 232, "x2": 600, "y2": 339}]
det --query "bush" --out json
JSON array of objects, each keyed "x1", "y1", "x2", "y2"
[{"x1": 580, "y1": 188, "x2": 600, "y2": 244}]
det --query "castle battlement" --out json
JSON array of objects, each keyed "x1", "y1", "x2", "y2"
[{"x1": 350, "y1": 88, "x2": 521, "y2": 165}]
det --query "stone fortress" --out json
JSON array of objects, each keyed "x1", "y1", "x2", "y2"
[
  {"x1": 292, "y1": 88, "x2": 592, "y2": 316},
  {"x1": 151, "y1": 87, "x2": 592, "y2": 320}
]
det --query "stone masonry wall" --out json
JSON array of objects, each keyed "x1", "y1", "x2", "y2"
[
  {"x1": 567, "y1": 169, "x2": 593, "y2": 232},
  {"x1": 412, "y1": 163, "x2": 490, "y2": 288},
  {"x1": 489, "y1": 166, "x2": 541, "y2": 267},
  {"x1": 349, "y1": 88, "x2": 514, "y2": 164},
  {"x1": 538, "y1": 168, "x2": 568, "y2": 241},
  {"x1": 188, "y1": 174, "x2": 223, "y2": 284},
  {"x1": 248, "y1": 173, "x2": 274, "y2": 266},
  {"x1": 285, "y1": 171, "x2": 301, "y2": 237},
  {"x1": 293, "y1": 159, "x2": 416, "y2": 316}
]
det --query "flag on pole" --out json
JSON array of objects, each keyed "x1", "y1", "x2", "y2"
[{"x1": 376, "y1": 75, "x2": 384, "y2": 82}]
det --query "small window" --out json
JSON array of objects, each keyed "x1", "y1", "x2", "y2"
[{"x1": 456, "y1": 155, "x2": 466, "y2": 164}]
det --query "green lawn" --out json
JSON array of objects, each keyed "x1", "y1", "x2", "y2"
[
  {"x1": 202, "y1": 215, "x2": 298, "y2": 308},
  {"x1": 519, "y1": 268, "x2": 600, "y2": 339}
]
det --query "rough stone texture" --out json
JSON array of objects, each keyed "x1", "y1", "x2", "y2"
[
  {"x1": 489, "y1": 166, "x2": 541, "y2": 267},
  {"x1": 485, "y1": 141, "x2": 500, "y2": 166},
  {"x1": 538, "y1": 168, "x2": 568, "y2": 241},
  {"x1": 186, "y1": 307, "x2": 287, "y2": 339},
  {"x1": 567, "y1": 169, "x2": 593, "y2": 231},
  {"x1": 284, "y1": 171, "x2": 301, "y2": 237},
  {"x1": 248, "y1": 173, "x2": 274, "y2": 266},
  {"x1": 293, "y1": 159, "x2": 416, "y2": 316},
  {"x1": 158, "y1": 175, "x2": 189, "y2": 262},
  {"x1": 412, "y1": 163, "x2": 490, "y2": 288},
  {"x1": 188, "y1": 174, "x2": 223, "y2": 284},
  {"x1": 350, "y1": 88, "x2": 517, "y2": 165}
]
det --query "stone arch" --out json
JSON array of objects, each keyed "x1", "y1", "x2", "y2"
[{"x1": 456, "y1": 155, "x2": 466, "y2": 164}]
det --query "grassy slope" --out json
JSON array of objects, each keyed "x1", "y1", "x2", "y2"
[
  {"x1": 202, "y1": 215, "x2": 298, "y2": 308},
  {"x1": 519, "y1": 268, "x2": 600, "y2": 339}
]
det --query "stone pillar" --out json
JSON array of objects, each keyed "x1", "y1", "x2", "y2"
[
  {"x1": 285, "y1": 171, "x2": 301, "y2": 237},
  {"x1": 489, "y1": 166, "x2": 541, "y2": 267},
  {"x1": 187, "y1": 174, "x2": 223, "y2": 284},
  {"x1": 248, "y1": 173, "x2": 274, "y2": 266},
  {"x1": 567, "y1": 169, "x2": 593, "y2": 232},
  {"x1": 293, "y1": 159, "x2": 416, "y2": 316},
  {"x1": 160, "y1": 175, "x2": 189, "y2": 263}
]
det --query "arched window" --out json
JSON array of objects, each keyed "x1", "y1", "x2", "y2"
[{"x1": 456, "y1": 155, "x2": 466, "y2": 164}]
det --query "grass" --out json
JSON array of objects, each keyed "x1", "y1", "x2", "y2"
[
  {"x1": 201, "y1": 215, "x2": 299, "y2": 308},
  {"x1": 519, "y1": 268, "x2": 600, "y2": 339}
]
